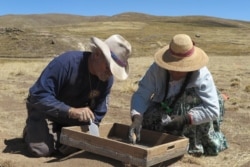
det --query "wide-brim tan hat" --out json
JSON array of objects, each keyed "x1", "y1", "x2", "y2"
[
  {"x1": 91, "y1": 34, "x2": 132, "y2": 80},
  {"x1": 154, "y1": 34, "x2": 209, "y2": 72}
]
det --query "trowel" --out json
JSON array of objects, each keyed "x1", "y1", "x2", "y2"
[{"x1": 89, "y1": 119, "x2": 100, "y2": 136}]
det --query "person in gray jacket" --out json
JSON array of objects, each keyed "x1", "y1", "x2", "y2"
[{"x1": 128, "y1": 34, "x2": 228, "y2": 156}]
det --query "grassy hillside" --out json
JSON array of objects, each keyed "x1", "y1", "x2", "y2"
[{"x1": 0, "y1": 12, "x2": 250, "y2": 58}]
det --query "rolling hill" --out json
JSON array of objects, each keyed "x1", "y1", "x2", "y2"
[{"x1": 0, "y1": 12, "x2": 250, "y2": 58}]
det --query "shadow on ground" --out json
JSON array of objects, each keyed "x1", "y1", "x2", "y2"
[
  {"x1": 46, "y1": 150, "x2": 183, "y2": 167},
  {"x1": 3, "y1": 138, "x2": 30, "y2": 157},
  {"x1": 3, "y1": 137, "x2": 183, "y2": 166}
]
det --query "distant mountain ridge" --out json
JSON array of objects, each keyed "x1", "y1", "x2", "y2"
[
  {"x1": 1, "y1": 12, "x2": 249, "y2": 28},
  {"x1": 0, "y1": 12, "x2": 249, "y2": 58}
]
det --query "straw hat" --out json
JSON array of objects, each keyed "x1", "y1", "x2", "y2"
[
  {"x1": 154, "y1": 34, "x2": 209, "y2": 72},
  {"x1": 90, "y1": 34, "x2": 132, "y2": 80}
]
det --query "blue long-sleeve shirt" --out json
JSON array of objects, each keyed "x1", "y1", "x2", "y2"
[{"x1": 28, "y1": 51, "x2": 113, "y2": 123}]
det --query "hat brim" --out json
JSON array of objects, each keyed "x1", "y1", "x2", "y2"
[
  {"x1": 110, "y1": 60, "x2": 129, "y2": 80},
  {"x1": 91, "y1": 37, "x2": 129, "y2": 80},
  {"x1": 154, "y1": 45, "x2": 209, "y2": 72}
]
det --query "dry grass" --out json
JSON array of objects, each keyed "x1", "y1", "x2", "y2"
[
  {"x1": 1, "y1": 14, "x2": 250, "y2": 58},
  {"x1": 1, "y1": 55, "x2": 250, "y2": 167},
  {"x1": 0, "y1": 13, "x2": 250, "y2": 167}
]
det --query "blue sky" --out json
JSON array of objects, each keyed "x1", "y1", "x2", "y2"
[{"x1": 1, "y1": 0, "x2": 250, "y2": 21}]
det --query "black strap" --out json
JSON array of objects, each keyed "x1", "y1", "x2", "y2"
[
  {"x1": 163, "y1": 71, "x2": 193, "y2": 109},
  {"x1": 163, "y1": 70, "x2": 170, "y2": 102}
]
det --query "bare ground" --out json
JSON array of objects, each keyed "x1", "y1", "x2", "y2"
[{"x1": 0, "y1": 56, "x2": 250, "y2": 167}]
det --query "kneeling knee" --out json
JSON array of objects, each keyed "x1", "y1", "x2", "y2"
[{"x1": 28, "y1": 143, "x2": 53, "y2": 157}]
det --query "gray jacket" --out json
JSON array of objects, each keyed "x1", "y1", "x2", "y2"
[{"x1": 131, "y1": 62, "x2": 220, "y2": 125}]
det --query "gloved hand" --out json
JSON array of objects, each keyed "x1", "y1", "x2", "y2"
[
  {"x1": 164, "y1": 114, "x2": 191, "y2": 131},
  {"x1": 128, "y1": 114, "x2": 143, "y2": 144}
]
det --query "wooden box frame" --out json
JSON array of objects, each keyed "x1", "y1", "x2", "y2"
[{"x1": 60, "y1": 123, "x2": 188, "y2": 167}]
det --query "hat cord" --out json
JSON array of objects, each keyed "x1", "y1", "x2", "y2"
[{"x1": 88, "y1": 72, "x2": 100, "y2": 110}]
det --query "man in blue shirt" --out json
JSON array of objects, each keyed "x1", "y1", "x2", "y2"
[{"x1": 23, "y1": 34, "x2": 132, "y2": 157}]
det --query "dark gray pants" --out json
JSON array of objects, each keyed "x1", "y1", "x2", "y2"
[
  {"x1": 24, "y1": 112, "x2": 55, "y2": 157},
  {"x1": 24, "y1": 101, "x2": 86, "y2": 157}
]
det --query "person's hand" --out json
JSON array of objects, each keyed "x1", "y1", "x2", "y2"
[
  {"x1": 164, "y1": 114, "x2": 191, "y2": 131},
  {"x1": 68, "y1": 107, "x2": 95, "y2": 122},
  {"x1": 128, "y1": 114, "x2": 143, "y2": 144}
]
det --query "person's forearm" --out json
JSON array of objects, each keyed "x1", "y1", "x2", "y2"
[{"x1": 29, "y1": 96, "x2": 71, "y2": 118}]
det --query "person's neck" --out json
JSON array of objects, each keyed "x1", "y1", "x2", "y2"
[
  {"x1": 170, "y1": 76, "x2": 185, "y2": 82},
  {"x1": 88, "y1": 55, "x2": 95, "y2": 75}
]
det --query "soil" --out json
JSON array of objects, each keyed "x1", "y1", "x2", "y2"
[{"x1": 0, "y1": 56, "x2": 250, "y2": 167}]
